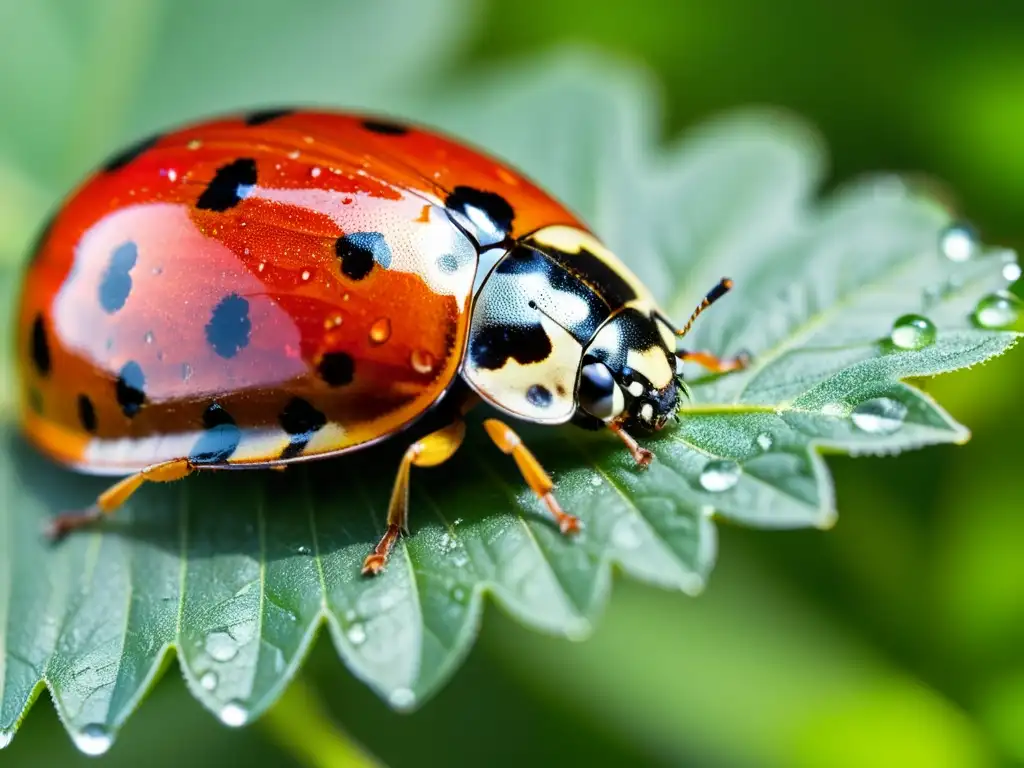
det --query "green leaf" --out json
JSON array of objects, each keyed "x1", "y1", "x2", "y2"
[{"x1": 0, "y1": 51, "x2": 1018, "y2": 754}]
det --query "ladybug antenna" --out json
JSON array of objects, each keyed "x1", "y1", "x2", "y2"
[{"x1": 674, "y1": 278, "x2": 734, "y2": 339}]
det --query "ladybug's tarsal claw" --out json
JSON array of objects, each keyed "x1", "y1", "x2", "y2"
[
  {"x1": 361, "y1": 555, "x2": 388, "y2": 577},
  {"x1": 44, "y1": 505, "x2": 102, "y2": 541}
]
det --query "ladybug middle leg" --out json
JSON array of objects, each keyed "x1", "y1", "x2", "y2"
[
  {"x1": 45, "y1": 457, "x2": 195, "y2": 539},
  {"x1": 362, "y1": 419, "x2": 467, "y2": 576},
  {"x1": 482, "y1": 418, "x2": 581, "y2": 535}
]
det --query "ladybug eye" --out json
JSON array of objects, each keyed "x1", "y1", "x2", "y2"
[{"x1": 578, "y1": 361, "x2": 624, "y2": 420}]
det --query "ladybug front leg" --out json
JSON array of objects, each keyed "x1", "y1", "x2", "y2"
[
  {"x1": 677, "y1": 348, "x2": 750, "y2": 374},
  {"x1": 362, "y1": 419, "x2": 467, "y2": 576},
  {"x1": 46, "y1": 457, "x2": 195, "y2": 539},
  {"x1": 482, "y1": 418, "x2": 581, "y2": 535}
]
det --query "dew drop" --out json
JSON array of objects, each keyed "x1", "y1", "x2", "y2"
[
  {"x1": 296, "y1": 544, "x2": 311, "y2": 556},
  {"x1": 151, "y1": 265, "x2": 163, "y2": 275},
  {"x1": 344, "y1": 609, "x2": 357, "y2": 622},
  {"x1": 181, "y1": 362, "x2": 194, "y2": 382},
  {"x1": 73, "y1": 724, "x2": 113, "y2": 756},
  {"x1": 698, "y1": 460, "x2": 741, "y2": 492},
  {"x1": 219, "y1": 701, "x2": 249, "y2": 727},
  {"x1": 287, "y1": 150, "x2": 300, "y2": 160},
  {"x1": 973, "y1": 291, "x2": 1021, "y2": 329},
  {"x1": 200, "y1": 671, "x2": 219, "y2": 691},
  {"x1": 591, "y1": 476, "x2": 602, "y2": 486},
  {"x1": 323, "y1": 314, "x2": 342, "y2": 330},
  {"x1": 410, "y1": 349, "x2": 435, "y2": 374},
  {"x1": 310, "y1": 166, "x2": 322, "y2": 178},
  {"x1": 144, "y1": 331, "x2": 155, "y2": 344},
  {"x1": 389, "y1": 687, "x2": 415, "y2": 710},
  {"x1": 821, "y1": 403, "x2": 845, "y2": 417},
  {"x1": 0, "y1": 730, "x2": 13, "y2": 749},
  {"x1": 187, "y1": 139, "x2": 202, "y2": 150},
  {"x1": 300, "y1": 269, "x2": 311, "y2": 281},
  {"x1": 889, "y1": 313, "x2": 936, "y2": 350},
  {"x1": 205, "y1": 631, "x2": 239, "y2": 662},
  {"x1": 347, "y1": 623, "x2": 367, "y2": 646},
  {"x1": 369, "y1": 317, "x2": 391, "y2": 344},
  {"x1": 452, "y1": 586, "x2": 468, "y2": 603},
  {"x1": 939, "y1": 222, "x2": 978, "y2": 262},
  {"x1": 1003, "y1": 262, "x2": 1022, "y2": 283},
  {"x1": 756, "y1": 433, "x2": 774, "y2": 451},
  {"x1": 850, "y1": 397, "x2": 908, "y2": 435}
]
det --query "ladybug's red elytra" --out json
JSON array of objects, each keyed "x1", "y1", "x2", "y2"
[{"x1": 17, "y1": 109, "x2": 748, "y2": 575}]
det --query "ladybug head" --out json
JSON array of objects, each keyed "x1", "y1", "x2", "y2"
[{"x1": 574, "y1": 307, "x2": 681, "y2": 433}]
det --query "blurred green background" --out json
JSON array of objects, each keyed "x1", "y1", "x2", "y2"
[{"x1": 2, "y1": 0, "x2": 1022, "y2": 766}]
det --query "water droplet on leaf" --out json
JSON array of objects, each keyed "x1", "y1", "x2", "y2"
[
  {"x1": 821, "y1": 403, "x2": 845, "y2": 417},
  {"x1": 73, "y1": 724, "x2": 113, "y2": 756},
  {"x1": 973, "y1": 291, "x2": 1020, "y2": 329},
  {"x1": 347, "y1": 623, "x2": 366, "y2": 646},
  {"x1": 1003, "y1": 261, "x2": 1022, "y2": 283},
  {"x1": 296, "y1": 545, "x2": 311, "y2": 556},
  {"x1": 0, "y1": 730, "x2": 13, "y2": 749},
  {"x1": 851, "y1": 397, "x2": 907, "y2": 435},
  {"x1": 889, "y1": 314, "x2": 936, "y2": 350},
  {"x1": 200, "y1": 671, "x2": 219, "y2": 691},
  {"x1": 205, "y1": 631, "x2": 239, "y2": 662},
  {"x1": 389, "y1": 688, "x2": 415, "y2": 710},
  {"x1": 698, "y1": 460, "x2": 741, "y2": 492},
  {"x1": 452, "y1": 586, "x2": 468, "y2": 603},
  {"x1": 939, "y1": 222, "x2": 977, "y2": 262},
  {"x1": 591, "y1": 476, "x2": 602, "y2": 486},
  {"x1": 219, "y1": 701, "x2": 249, "y2": 727},
  {"x1": 756, "y1": 433, "x2": 773, "y2": 451}
]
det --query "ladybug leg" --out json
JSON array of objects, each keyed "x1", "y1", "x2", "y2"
[
  {"x1": 482, "y1": 418, "x2": 581, "y2": 535},
  {"x1": 362, "y1": 419, "x2": 467, "y2": 576},
  {"x1": 608, "y1": 422, "x2": 654, "y2": 467},
  {"x1": 676, "y1": 348, "x2": 751, "y2": 374},
  {"x1": 45, "y1": 458, "x2": 195, "y2": 539}
]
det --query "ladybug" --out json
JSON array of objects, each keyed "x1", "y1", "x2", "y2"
[{"x1": 16, "y1": 109, "x2": 747, "y2": 575}]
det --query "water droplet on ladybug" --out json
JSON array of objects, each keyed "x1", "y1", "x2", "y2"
[
  {"x1": 301, "y1": 269, "x2": 311, "y2": 281},
  {"x1": 144, "y1": 331, "x2": 155, "y2": 344},
  {"x1": 939, "y1": 222, "x2": 978, "y2": 261},
  {"x1": 889, "y1": 314, "x2": 936, "y2": 350},
  {"x1": 187, "y1": 139, "x2": 202, "y2": 151},
  {"x1": 973, "y1": 291, "x2": 1020, "y2": 329},
  {"x1": 324, "y1": 314, "x2": 342, "y2": 330},
  {"x1": 411, "y1": 349, "x2": 435, "y2": 374},
  {"x1": 287, "y1": 150, "x2": 300, "y2": 160},
  {"x1": 369, "y1": 318, "x2": 391, "y2": 344},
  {"x1": 851, "y1": 397, "x2": 907, "y2": 435},
  {"x1": 310, "y1": 167, "x2": 322, "y2": 178},
  {"x1": 698, "y1": 460, "x2": 741, "y2": 492}
]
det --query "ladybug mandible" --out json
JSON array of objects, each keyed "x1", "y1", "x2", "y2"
[{"x1": 16, "y1": 109, "x2": 747, "y2": 575}]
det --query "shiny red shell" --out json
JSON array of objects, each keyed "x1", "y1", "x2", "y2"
[{"x1": 17, "y1": 110, "x2": 586, "y2": 475}]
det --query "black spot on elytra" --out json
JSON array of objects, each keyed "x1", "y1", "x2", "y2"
[
  {"x1": 445, "y1": 186, "x2": 514, "y2": 244},
  {"x1": 362, "y1": 119, "x2": 408, "y2": 136},
  {"x1": 537, "y1": 242, "x2": 638, "y2": 309},
  {"x1": 77, "y1": 394, "x2": 97, "y2": 433},
  {"x1": 189, "y1": 402, "x2": 242, "y2": 464},
  {"x1": 335, "y1": 232, "x2": 391, "y2": 280},
  {"x1": 102, "y1": 134, "x2": 159, "y2": 172},
  {"x1": 244, "y1": 108, "x2": 294, "y2": 126},
  {"x1": 279, "y1": 397, "x2": 327, "y2": 459},
  {"x1": 436, "y1": 251, "x2": 461, "y2": 274},
  {"x1": 318, "y1": 352, "x2": 354, "y2": 387},
  {"x1": 30, "y1": 314, "x2": 51, "y2": 376},
  {"x1": 469, "y1": 323, "x2": 552, "y2": 371},
  {"x1": 116, "y1": 361, "x2": 146, "y2": 417},
  {"x1": 526, "y1": 384, "x2": 553, "y2": 408},
  {"x1": 98, "y1": 241, "x2": 139, "y2": 313},
  {"x1": 196, "y1": 158, "x2": 258, "y2": 212},
  {"x1": 205, "y1": 293, "x2": 251, "y2": 358}
]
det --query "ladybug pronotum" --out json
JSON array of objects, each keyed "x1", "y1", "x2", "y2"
[{"x1": 16, "y1": 109, "x2": 747, "y2": 575}]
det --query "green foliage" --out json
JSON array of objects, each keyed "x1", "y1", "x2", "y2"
[{"x1": 0, "y1": 36, "x2": 1018, "y2": 755}]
